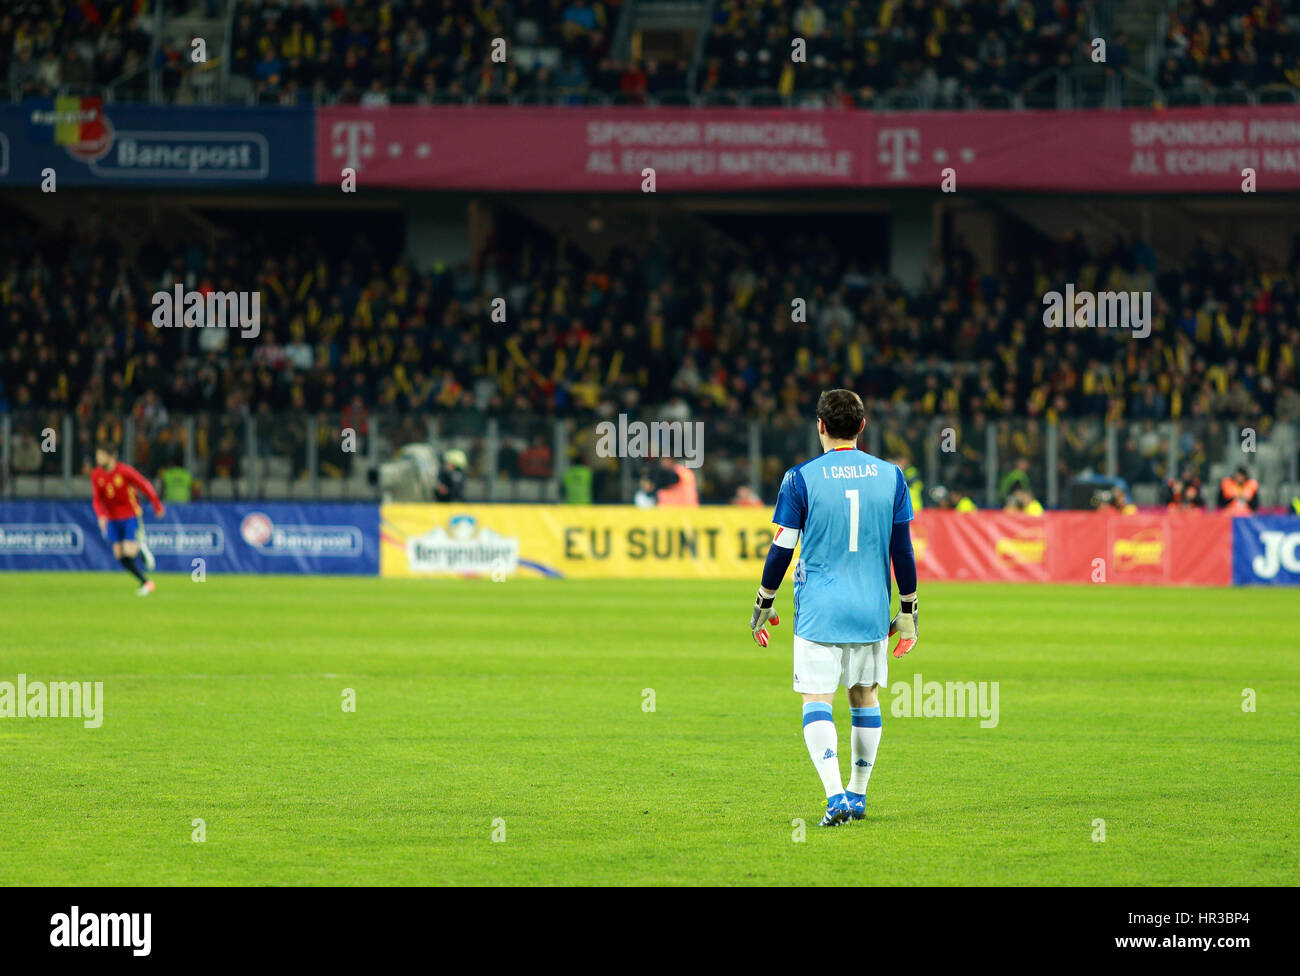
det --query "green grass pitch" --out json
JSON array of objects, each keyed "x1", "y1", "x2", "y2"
[{"x1": 0, "y1": 573, "x2": 1295, "y2": 886}]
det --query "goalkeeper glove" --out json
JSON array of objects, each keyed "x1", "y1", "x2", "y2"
[
  {"x1": 750, "y1": 587, "x2": 780, "y2": 647},
  {"x1": 889, "y1": 595, "x2": 918, "y2": 658}
]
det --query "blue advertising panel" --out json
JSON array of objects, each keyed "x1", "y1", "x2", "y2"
[
  {"x1": 0, "y1": 502, "x2": 378, "y2": 576},
  {"x1": 1232, "y1": 516, "x2": 1300, "y2": 586},
  {"x1": 0, "y1": 101, "x2": 314, "y2": 186}
]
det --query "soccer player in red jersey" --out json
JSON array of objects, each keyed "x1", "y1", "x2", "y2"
[{"x1": 91, "y1": 443, "x2": 166, "y2": 595}]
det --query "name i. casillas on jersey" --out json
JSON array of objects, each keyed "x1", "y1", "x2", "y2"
[{"x1": 822, "y1": 462, "x2": 879, "y2": 478}]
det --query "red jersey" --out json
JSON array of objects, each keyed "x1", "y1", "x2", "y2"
[{"x1": 91, "y1": 462, "x2": 162, "y2": 522}]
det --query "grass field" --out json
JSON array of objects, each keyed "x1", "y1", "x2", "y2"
[{"x1": 0, "y1": 573, "x2": 1295, "y2": 886}]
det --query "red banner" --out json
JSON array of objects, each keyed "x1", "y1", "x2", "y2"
[
  {"x1": 911, "y1": 511, "x2": 1231, "y2": 586},
  {"x1": 316, "y1": 105, "x2": 1300, "y2": 192}
]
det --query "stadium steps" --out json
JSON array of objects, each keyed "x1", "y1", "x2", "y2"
[
  {"x1": 1083, "y1": 200, "x2": 1227, "y2": 267},
  {"x1": 996, "y1": 197, "x2": 1221, "y2": 268},
  {"x1": 163, "y1": 11, "x2": 231, "y2": 105},
  {"x1": 628, "y1": 0, "x2": 711, "y2": 30},
  {"x1": 1108, "y1": 0, "x2": 1167, "y2": 56},
  {"x1": 615, "y1": 0, "x2": 711, "y2": 65},
  {"x1": 0, "y1": 192, "x2": 227, "y2": 270},
  {"x1": 504, "y1": 197, "x2": 746, "y2": 263}
]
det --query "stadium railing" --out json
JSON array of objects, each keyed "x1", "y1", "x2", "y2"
[
  {"x1": 3, "y1": 410, "x2": 1297, "y2": 511},
  {"x1": 9, "y1": 72, "x2": 1291, "y2": 112}
]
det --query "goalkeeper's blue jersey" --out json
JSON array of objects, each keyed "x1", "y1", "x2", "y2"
[{"x1": 771, "y1": 447, "x2": 913, "y2": 644}]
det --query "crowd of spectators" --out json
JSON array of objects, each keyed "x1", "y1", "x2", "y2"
[
  {"x1": 699, "y1": 0, "x2": 1100, "y2": 105},
  {"x1": 228, "y1": 0, "x2": 625, "y2": 105},
  {"x1": 213, "y1": 0, "x2": 1300, "y2": 107},
  {"x1": 1, "y1": 1, "x2": 153, "y2": 100},
  {"x1": 2, "y1": 207, "x2": 1299, "y2": 500},
  {"x1": 226, "y1": 0, "x2": 1103, "y2": 106},
  {"x1": 1156, "y1": 0, "x2": 1300, "y2": 100},
  {"x1": 6, "y1": 1, "x2": 1300, "y2": 108}
]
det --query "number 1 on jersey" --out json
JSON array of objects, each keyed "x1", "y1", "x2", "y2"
[{"x1": 845, "y1": 489, "x2": 859, "y2": 552}]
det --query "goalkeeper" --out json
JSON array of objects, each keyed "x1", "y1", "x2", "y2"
[{"x1": 748, "y1": 389, "x2": 918, "y2": 827}]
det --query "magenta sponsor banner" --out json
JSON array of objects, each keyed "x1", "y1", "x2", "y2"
[
  {"x1": 318, "y1": 106, "x2": 863, "y2": 191},
  {"x1": 316, "y1": 105, "x2": 1300, "y2": 192},
  {"x1": 868, "y1": 105, "x2": 1300, "y2": 191}
]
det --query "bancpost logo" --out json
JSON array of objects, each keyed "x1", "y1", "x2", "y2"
[
  {"x1": 0, "y1": 523, "x2": 84, "y2": 555},
  {"x1": 27, "y1": 100, "x2": 269, "y2": 179},
  {"x1": 143, "y1": 525, "x2": 226, "y2": 556},
  {"x1": 995, "y1": 527, "x2": 1046, "y2": 565},
  {"x1": 91, "y1": 129, "x2": 269, "y2": 179},
  {"x1": 406, "y1": 515, "x2": 519, "y2": 575},
  {"x1": 238, "y1": 511, "x2": 362, "y2": 557},
  {"x1": 26, "y1": 96, "x2": 112, "y2": 161},
  {"x1": 1113, "y1": 527, "x2": 1165, "y2": 571}
]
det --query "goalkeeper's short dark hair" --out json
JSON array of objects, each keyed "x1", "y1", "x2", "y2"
[
  {"x1": 816, "y1": 389, "x2": 865, "y2": 441},
  {"x1": 97, "y1": 442, "x2": 118, "y2": 458}
]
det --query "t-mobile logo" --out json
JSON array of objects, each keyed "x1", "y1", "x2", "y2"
[
  {"x1": 331, "y1": 121, "x2": 376, "y2": 172},
  {"x1": 877, "y1": 128, "x2": 921, "y2": 179}
]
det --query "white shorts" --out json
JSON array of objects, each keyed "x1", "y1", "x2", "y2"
[{"x1": 793, "y1": 635, "x2": 888, "y2": 694}]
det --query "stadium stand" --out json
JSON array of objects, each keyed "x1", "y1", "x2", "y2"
[
  {"x1": 2, "y1": 205, "x2": 1298, "y2": 506},
  {"x1": 2, "y1": 1, "x2": 154, "y2": 100},
  {"x1": 5, "y1": 1, "x2": 1297, "y2": 107},
  {"x1": 1, "y1": 2, "x2": 1298, "y2": 507},
  {"x1": 1155, "y1": 0, "x2": 1300, "y2": 104}
]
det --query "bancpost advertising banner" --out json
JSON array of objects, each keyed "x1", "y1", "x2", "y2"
[
  {"x1": 1232, "y1": 516, "x2": 1300, "y2": 585},
  {"x1": 0, "y1": 502, "x2": 378, "y2": 575},
  {"x1": 379, "y1": 505, "x2": 1236, "y2": 584},
  {"x1": 0, "y1": 101, "x2": 314, "y2": 186}
]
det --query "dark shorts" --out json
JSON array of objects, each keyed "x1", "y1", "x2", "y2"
[{"x1": 105, "y1": 516, "x2": 139, "y2": 544}]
